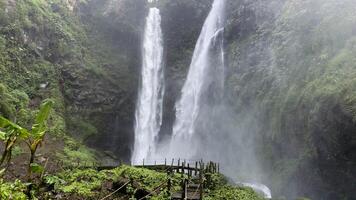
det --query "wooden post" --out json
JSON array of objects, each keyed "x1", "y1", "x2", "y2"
[
  {"x1": 182, "y1": 179, "x2": 188, "y2": 200},
  {"x1": 181, "y1": 179, "x2": 185, "y2": 199},
  {"x1": 187, "y1": 163, "x2": 191, "y2": 179},
  {"x1": 218, "y1": 163, "x2": 220, "y2": 173},
  {"x1": 171, "y1": 159, "x2": 174, "y2": 166},
  {"x1": 185, "y1": 179, "x2": 188, "y2": 200},
  {"x1": 182, "y1": 161, "x2": 185, "y2": 175},
  {"x1": 199, "y1": 165, "x2": 204, "y2": 200},
  {"x1": 167, "y1": 169, "x2": 172, "y2": 197},
  {"x1": 143, "y1": 159, "x2": 145, "y2": 167},
  {"x1": 164, "y1": 158, "x2": 167, "y2": 166},
  {"x1": 195, "y1": 162, "x2": 198, "y2": 176}
]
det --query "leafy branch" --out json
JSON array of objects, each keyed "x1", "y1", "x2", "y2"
[{"x1": 0, "y1": 99, "x2": 54, "y2": 179}]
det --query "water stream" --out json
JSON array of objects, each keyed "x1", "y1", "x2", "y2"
[
  {"x1": 168, "y1": 0, "x2": 226, "y2": 159},
  {"x1": 132, "y1": 7, "x2": 164, "y2": 164}
]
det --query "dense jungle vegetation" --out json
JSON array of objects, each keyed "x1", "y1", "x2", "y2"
[{"x1": 0, "y1": 0, "x2": 355, "y2": 199}]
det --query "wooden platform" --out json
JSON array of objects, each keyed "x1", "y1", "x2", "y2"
[
  {"x1": 171, "y1": 182, "x2": 202, "y2": 200},
  {"x1": 64, "y1": 159, "x2": 220, "y2": 200}
]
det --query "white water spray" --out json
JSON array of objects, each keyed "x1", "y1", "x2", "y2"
[
  {"x1": 132, "y1": 7, "x2": 164, "y2": 164},
  {"x1": 167, "y1": 0, "x2": 226, "y2": 158},
  {"x1": 242, "y1": 183, "x2": 272, "y2": 199}
]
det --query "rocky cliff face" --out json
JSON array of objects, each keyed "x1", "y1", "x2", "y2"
[
  {"x1": 224, "y1": 0, "x2": 356, "y2": 199},
  {"x1": 66, "y1": 0, "x2": 147, "y2": 163},
  {"x1": 1, "y1": 0, "x2": 355, "y2": 199},
  {"x1": 91, "y1": 0, "x2": 355, "y2": 198},
  {"x1": 0, "y1": 0, "x2": 146, "y2": 163}
]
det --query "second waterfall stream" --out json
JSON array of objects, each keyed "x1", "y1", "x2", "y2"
[
  {"x1": 168, "y1": 0, "x2": 226, "y2": 158},
  {"x1": 132, "y1": 6, "x2": 164, "y2": 164}
]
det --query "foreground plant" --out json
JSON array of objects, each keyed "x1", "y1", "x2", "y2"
[
  {"x1": 25, "y1": 100, "x2": 53, "y2": 179},
  {"x1": 0, "y1": 116, "x2": 28, "y2": 169},
  {"x1": 0, "y1": 99, "x2": 54, "y2": 178}
]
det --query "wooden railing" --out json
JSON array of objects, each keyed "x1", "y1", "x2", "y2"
[
  {"x1": 136, "y1": 158, "x2": 220, "y2": 174},
  {"x1": 135, "y1": 159, "x2": 220, "y2": 200},
  {"x1": 59, "y1": 159, "x2": 220, "y2": 200}
]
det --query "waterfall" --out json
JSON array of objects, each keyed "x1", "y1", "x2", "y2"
[
  {"x1": 168, "y1": 0, "x2": 226, "y2": 158},
  {"x1": 132, "y1": 7, "x2": 164, "y2": 164}
]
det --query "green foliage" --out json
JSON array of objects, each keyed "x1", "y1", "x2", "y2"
[
  {"x1": 206, "y1": 185, "x2": 265, "y2": 200},
  {"x1": 38, "y1": 165, "x2": 265, "y2": 199},
  {"x1": 62, "y1": 146, "x2": 97, "y2": 165},
  {"x1": 0, "y1": 179, "x2": 28, "y2": 200},
  {"x1": 0, "y1": 115, "x2": 30, "y2": 167},
  {"x1": 0, "y1": 99, "x2": 53, "y2": 175},
  {"x1": 31, "y1": 99, "x2": 54, "y2": 138},
  {"x1": 66, "y1": 116, "x2": 98, "y2": 141},
  {"x1": 56, "y1": 136, "x2": 97, "y2": 166},
  {"x1": 11, "y1": 146, "x2": 24, "y2": 157},
  {"x1": 58, "y1": 169, "x2": 108, "y2": 196},
  {"x1": 30, "y1": 163, "x2": 44, "y2": 174},
  {"x1": 203, "y1": 173, "x2": 264, "y2": 200},
  {"x1": 112, "y1": 165, "x2": 169, "y2": 191},
  {"x1": 224, "y1": 0, "x2": 356, "y2": 198},
  {"x1": 109, "y1": 166, "x2": 183, "y2": 198},
  {"x1": 44, "y1": 169, "x2": 108, "y2": 196},
  {"x1": 205, "y1": 173, "x2": 228, "y2": 190},
  {"x1": 0, "y1": 116, "x2": 29, "y2": 138},
  {"x1": 1, "y1": 0, "x2": 139, "y2": 163}
]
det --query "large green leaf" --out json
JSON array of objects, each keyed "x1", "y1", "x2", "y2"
[
  {"x1": 31, "y1": 99, "x2": 54, "y2": 138},
  {"x1": 35, "y1": 100, "x2": 54, "y2": 125},
  {"x1": 0, "y1": 130, "x2": 6, "y2": 140},
  {"x1": 0, "y1": 116, "x2": 29, "y2": 138}
]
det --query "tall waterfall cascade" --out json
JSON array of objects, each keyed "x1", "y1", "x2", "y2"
[
  {"x1": 132, "y1": 7, "x2": 164, "y2": 164},
  {"x1": 168, "y1": 0, "x2": 226, "y2": 158}
]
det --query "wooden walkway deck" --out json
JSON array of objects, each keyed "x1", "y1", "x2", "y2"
[
  {"x1": 135, "y1": 159, "x2": 219, "y2": 200},
  {"x1": 63, "y1": 159, "x2": 220, "y2": 200}
]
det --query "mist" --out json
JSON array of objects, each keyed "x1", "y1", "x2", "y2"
[
  {"x1": 138, "y1": 0, "x2": 356, "y2": 199},
  {"x1": 0, "y1": 0, "x2": 355, "y2": 199}
]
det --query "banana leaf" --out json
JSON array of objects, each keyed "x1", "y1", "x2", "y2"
[
  {"x1": 31, "y1": 100, "x2": 54, "y2": 139},
  {"x1": 0, "y1": 116, "x2": 29, "y2": 138},
  {"x1": 0, "y1": 130, "x2": 6, "y2": 140}
]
